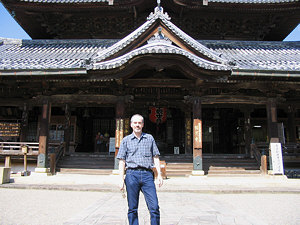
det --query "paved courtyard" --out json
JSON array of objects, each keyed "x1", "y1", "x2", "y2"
[{"x1": 1, "y1": 188, "x2": 300, "y2": 225}]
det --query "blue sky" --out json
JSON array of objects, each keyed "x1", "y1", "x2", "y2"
[{"x1": 0, "y1": 2, "x2": 299, "y2": 41}]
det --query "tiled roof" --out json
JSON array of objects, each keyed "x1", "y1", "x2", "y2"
[
  {"x1": 18, "y1": 0, "x2": 299, "y2": 3},
  {"x1": 200, "y1": 40, "x2": 300, "y2": 71},
  {"x1": 0, "y1": 38, "x2": 117, "y2": 70},
  {"x1": 0, "y1": 38, "x2": 299, "y2": 75}
]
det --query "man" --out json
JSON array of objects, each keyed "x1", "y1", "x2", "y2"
[{"x1": 117, "y1": 114, "x2": 163, "y2": 225}]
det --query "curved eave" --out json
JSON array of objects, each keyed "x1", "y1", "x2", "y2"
[
  {"x1": 0, "y1": 68, "x2": 87, "y2": 76},
  {"x1": 91, "y1": 42, "x2": 230, "y2": 71},
  {"x1": 10, "y1": 0, "x2": 300, "y2": 5},
  {"x1": 231, "y1": 69, "x2": 300, "y2": 78},
  {"x1": 174, "y1": 0, "x2": 299, "y2": 5}
]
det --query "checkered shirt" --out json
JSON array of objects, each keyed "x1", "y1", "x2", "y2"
[{"x1": 117, "y1": 132, "x2": 160, "y2": 169}]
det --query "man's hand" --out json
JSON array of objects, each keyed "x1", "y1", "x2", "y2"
[
  {"x1": 156, "y1": 173, "x2": 163, "y2": 188},
  {"x1": 119, "y1": 179, "x2": 125, "y2": 191},
  {"x1": 153, "y1": 156, "x2": 163, "y2": 187},
  {"x1": 119, "y1": 159, "x2": 126, "y2": 191}
]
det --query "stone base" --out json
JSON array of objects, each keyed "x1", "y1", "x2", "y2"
[
  {"x1": 191, "y1": 170, "x2": 205, "y2": 176},
  {"x1": 21, "y1": 171, "x2": 31, "y2": 176},
  {"x1": 0, "y1": 167, "x2": 11, "y2": 184},
  {"x1": 112, "y1": 169, "x2": 120, "y2": 175},
  {"x1": 34, "y1": 168, "x2": 52, "y2": 176}
]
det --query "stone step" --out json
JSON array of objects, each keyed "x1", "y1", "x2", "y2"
[
  {"x1": 58, "y1": 165, "x2": 113, "y2": 169},
  {"x1": 166, "y1": 163, "x2": 193, "y2": 169},
  {"x1": 208, "y1": 169, "x2": 261, "y2": 174},
  {"x1": 207, "y1": 173, "x2": 262, "y2": 177},
  {"x1": 57, "y1": 168, "x2": 113, "y2": 175},
  {"x1": 208, "y1": 166, "x2": 259, "y2": 171}
]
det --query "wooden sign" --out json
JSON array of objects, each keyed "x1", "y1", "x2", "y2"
[
  {"x1": 0, "y1": 122, "x2": 20, "y2": 137},
  {"x1": 185, "y1": 118, "x2": 192, "y2": 148},
  {"x1": 193, "y1": 119, "x2": 202, "y2": 149}
]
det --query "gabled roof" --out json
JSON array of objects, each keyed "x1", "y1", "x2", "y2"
[{"x1": 91, "y1": 6, "x2": 231, "y2": 72}]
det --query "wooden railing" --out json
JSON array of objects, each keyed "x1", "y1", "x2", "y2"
[
  {"x1": 0, "y1": 141, "x2": 65, "y2": 175},
  {"x1": 251, "y1": 143, "x2": 262, "y2": 166},
  {"x1": 282, "y1": 143, "x2": 300, "y2": 157},
  {"x1": 251, "y1": 142, "x2": 300, "y2": 174},
  {"x1": 0, "y1": 142, "x2": 39, "y2": 156}
]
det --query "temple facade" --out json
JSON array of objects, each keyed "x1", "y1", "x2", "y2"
[{"x1": 0, "y1": 0, "x2": 299, "y2": 176}]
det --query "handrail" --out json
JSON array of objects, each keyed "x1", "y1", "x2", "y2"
[
  {"x1": 55, "y1": 143, "x2": 65, "y2": 167},
  {"x1": 251, "y1": 143, "x2": 262, "y2": 167},
  {"x1": 48, "y1": 142, "x2": 65, "y2": 174}
]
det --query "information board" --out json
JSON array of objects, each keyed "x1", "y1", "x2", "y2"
[
  {"x1": 270, "y1": 143, "x2": 284, "y2": 175},
  {"x1": 0, "y1": 122, "x2": 20, "y2": 137},
  {"x1": 109, "y1": 137, "x2": 116, "y2": 153}
]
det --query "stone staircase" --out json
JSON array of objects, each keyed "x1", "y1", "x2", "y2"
[
  {"x1": 56, "y1": 153, "x2": 261, "y2": 177},
  {"x1": 205, "y1": 154, "x2": 261, "y2": 177},
  {"x1": 162, "y1": 154, "x2": 261, "y2": 177},
  {"x1": 57, "y1": 153, "x2": 114, "y2": 175}
]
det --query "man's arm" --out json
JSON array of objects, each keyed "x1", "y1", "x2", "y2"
[
  {"x1": 153, "y1": 156, "x2": 163, "y2": 187},
  {"x1": 119, "y1": 159, "x2": 126, "y2": 191}
]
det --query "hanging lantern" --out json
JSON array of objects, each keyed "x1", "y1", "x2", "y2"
[{"x1": 149, "y1": 107, "x2": 167, "y2": 124}]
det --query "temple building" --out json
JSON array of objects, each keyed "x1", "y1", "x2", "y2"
[{"x1": 0, "y1": 0, "x2": 299, "y2": 176}]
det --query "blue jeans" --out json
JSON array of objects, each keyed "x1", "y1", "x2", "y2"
[{"x1": 125, "y1": 169, "x2": 160, "y2": 225}]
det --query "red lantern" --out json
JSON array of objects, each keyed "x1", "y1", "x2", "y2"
[{"x1": 149, "y1": 107, "x2": 167, "y2": 124}]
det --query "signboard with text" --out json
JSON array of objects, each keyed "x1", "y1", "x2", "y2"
[
  {"x1": 0, "y1": 122, "x2": 20, "y2": 137},
  {"x1": 109, "y1": 137, "x2": 116, "y2": 153},
  {"x1": 193, "y1": 119, "x2": 202, "y2": 149},
  {"x1": 270, "y1": 143, "x2": 284, "y2": 175}
]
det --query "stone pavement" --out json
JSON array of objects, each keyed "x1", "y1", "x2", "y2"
[
  {"x1": 1, "y1": 172, "x2": 300, "y2": 193},
  {"x1": 1, "y1": 173, "x2": 300, "y2": 225}
]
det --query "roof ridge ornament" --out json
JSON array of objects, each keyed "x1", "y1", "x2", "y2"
[
  {"x1": 147, "y1": 0, "x2": 170, "y2": 21},
  {"x1": 147, "y1": 27, "x2": 172, "y2": 45}
]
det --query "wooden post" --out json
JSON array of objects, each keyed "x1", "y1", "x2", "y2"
[
  {"x1": 243, "y1": 109, "x2": 252, "y2": 156},
  {"x1": 20, "y1": 103, "x2": 29, "y2": 142},
  {"x1": 64, "y1": 104, "x2": 71, "y2": 156},
  {"x1": 266, "y1": 99, "x2": 278, "y2": 140},
  {"x1": 261, "y1": 154, "x2": 267, "y2": 175},
  {"x1": 5, "y1": 156, "x2": 11, "y2": 168},
  {"x1": 287, "y1": 105, "x2": 297, "y2": 142},
  {"x1": 37, "y1": 100, "x2": 51, "y2": 171},
  {"x1": 185, "y1": 111, "x2": 192, "y2": 154},
  {"x1": 50, "y1": 153, "x2": 56, "y2": 175},
  {"x1": 192, "y1": 98, "x2": 204, "y2": 175},
  {"x1": 266, "y1": 99, "x2": 278, "y2": 171},
  {"x1": 114, "y1": 99, "x2": 125, "y2": 170}
]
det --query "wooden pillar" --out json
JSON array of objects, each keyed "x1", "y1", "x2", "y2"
[
  {"x1": 266, "y1": 99, "x2": 279, "y2": 171},
  {"x1": 37, "y1": 100, "x2": 51, "y2": 170},
  {"x1": 20, "y1": 103, "x2": 29, "y2": 142},
  {"x1": 192, "y1": 98, "x2": 204, "y2": 175},
  {"x1": 185, "y1": 111, "x2": 192, "y2": 154},
  {"x1": 114, "y1": 99, "x2": 125, "y2": 170},
  {"x1": 287, "y1": 105, "x2": 297, "y2": 142},
  {"x1": 243, "y1": 108, "x2": 252, "y2": 156},
  {"x1": 64, "y1": 104, "x2": 71, "y2": 156},
  {"x1": 266, "y1": 99, "x2": 278, "y2": 140}
]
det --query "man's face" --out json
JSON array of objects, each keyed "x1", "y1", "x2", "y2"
[{"x1": 131, "y1": 116, "x2": 144, "y2": 134}]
